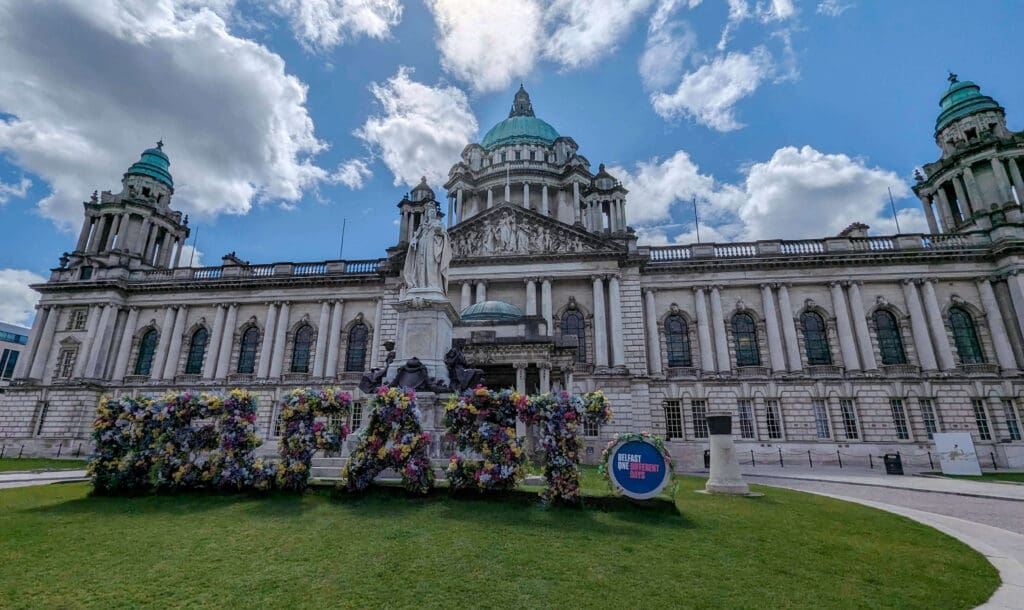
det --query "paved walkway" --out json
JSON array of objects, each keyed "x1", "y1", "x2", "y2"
[
  {"x1": 0, "y1": 470, "x2": 88, "y2": 489},
  {"x1": 744, "y1": 471, "x2": 1024, "y2": 610}
]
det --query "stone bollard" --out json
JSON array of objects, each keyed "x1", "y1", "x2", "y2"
[{"x1": 704, "y1": 412, "x2": 752, "y2": 495}]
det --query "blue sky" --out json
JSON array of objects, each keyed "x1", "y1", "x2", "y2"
[{"x1": 0, "y1": 0, "x2": 1021, "y2": 326}]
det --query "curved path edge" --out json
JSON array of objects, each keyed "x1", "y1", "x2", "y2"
[{"x1": 792, "y1": 489, "x2": 1024, "y2": 609}]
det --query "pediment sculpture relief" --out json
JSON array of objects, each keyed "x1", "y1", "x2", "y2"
[{"x1": 451, "y1": 207, "x2": 607, "y2": 257}]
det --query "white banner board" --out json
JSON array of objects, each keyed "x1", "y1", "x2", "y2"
[{"x1": 932, "y1": 432, "x2": 982, "y2": 476}]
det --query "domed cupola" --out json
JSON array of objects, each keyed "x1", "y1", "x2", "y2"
[
  {"x1": 410, "y1": 176, "x2": 436, "y2": 202},
  {"x1": 126, "y1": 141, "x2": 174, "y2": 188},
  {"x1": 480, "y1": 85, "x2": 560, "y2": 150},
  {"x1": 460, "y1": 300, "x2": 523, "y2": 322}
]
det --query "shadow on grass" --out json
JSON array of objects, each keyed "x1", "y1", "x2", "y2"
[{"x1": 22, "y1": 485, "x2": 319, "y2": 517}]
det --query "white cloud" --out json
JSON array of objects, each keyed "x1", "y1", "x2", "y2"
[
  {"x1": 428, "y1": 0, "x2": 655, "y2": 92},
  {"x1": 332, "y1": 159, "x2": 373, "y2": 189},
  {"x1": 639, "y1": 2, "x2": 697, "y2": 92},
  {"x1": 270, "y1": 0, "x2": 402, "y2": 51},
  {"x1": 175, "y1": 243, "x2": 205, "y2": 268},
  {"x1": 0, "y1": 177, "x2": 31, "y2": 204},
  {"x1": 651, "y1": 46, "x2": 773, "y2": 130},
  {"x1": 816, "y1": 0, "x2": 852, "y2": 17},
  {"x1": 618, "y1": 145, "x2": 921, "y2": 244},
  {"x1": 0, "y1": 1, "x2": 329, "y2": 229},
  {"x1": 355, "y1": 67, "x2": 478, "y2": 187},
  {"x1": 0, "y1": 269, "x2": 45, "y2": 326},
  {"x1": 543, "y1": 0, "x2": 655, "y2": 70},
  {"x1": 428, "y1": 0, "x2": 542, "y2": 93}
]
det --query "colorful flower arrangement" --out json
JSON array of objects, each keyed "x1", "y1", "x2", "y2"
[
  {"x1": 147, "y1": 391, "x2": 221, "y2": 492},
  {"x1": 443, "y1": 386, "x2": 526, "y2": 492},
  {"x1": 275, "y1": 387, "x2": 352, "y2": 493},
  {"x1": 343, "y1": 386, "x2": 434, "y2": 495},
  {"x1": 208, "y1": 390, "x2": 269, "y2": 492},
  {"x1": 89, "y1": 395, "x2": 157, "y2": 494},
  {"x1": 596, "y1": 431, "x2": 674, "y2": 495},
  {"x1": 517, "y1": 390, "x2": 613, "y2": 505}
]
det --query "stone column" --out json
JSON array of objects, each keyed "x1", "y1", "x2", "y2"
[
  {"x1": 541, "y1": 185, "x2": 549, "y2": 215},
  {"x1": 257, "y1": 303, "x2": 278, "y2": 379},
  {"x1": 487, "y1": 188, "x2": 493, "y2": 209},
  {"x1": 325, "y1": 300, "x2": 344, "y2": 378},
  {"x1": 73, "y1": 305, "x2": 102, "y2": 378},
  {"x1": 828, "y1": 282, "x2": 860, "y2": 371},
  {"x1": 14, "y1": 306, "x2": 46, "y2": 379},
  {"x1": 162, "y1": 305, "x2": 188, "y2": 380},
  {"x1": 446, "y1": 198, "x2": 453, "y2": 227},
  {"x1": 1006, "y1": 273, "x2": 1024, "y2": 343},
  {"x1": 1007, "y1": 157, "x2": 1024, "y2": 203},
  {"x1": 461, "y1": 282, "x2": 472, "y2": 311},
  {"x1": 609, "y1": 275, "x2": 625, "y2": 367},
  {"x1": 539, "y1": 363, "x2": 551, "y2": 394},
  {"x1": 934, "y1": 187, "x2": 955, "y2": 232},
  {"x1": 76, "y1": 218, "x2": 93, "y2": 252},
  {"x1": 514, "y1": 362, "x2": 527, "y2": 393},
  {"x1": 313, "y1": 301, "x2": 331, "y2": 378},
  {"x1": 776, "y1": 284, "x2": 802, "y2": 372},
  {"x1": 592, "y1": 276, "x2": 609, "y2": 367},
  {"x1": 475, "y1": 281, "x2": 487, "y2": 304},
  {"x1": 709, "y1": 286, "x2": 731, "y2": 373},
  {"x1": 28, "y1": 306, "x2": 59, "y2": 380},
  {"x1": 370, "y1": 298, "x2": 384, "y2": 368},
  {"x1": 920, "y1": 279, "x2": 956, "y2": 370},
  {"x1": 172, "y1": 238, "x2": 183, "y2": 267},
  {"x1": 992, "y1": 158, "x2": 1013, "y2": 202},
  {"x1": 269, "y1": 301, "x2": 290, "y2": 378},
  {"x1": 761, "y1": 284, "x2": 786, "y2": 372},
  {"x1": 103, "y1": 215, "x2": 120, "y2": 250},
  {"x1": 85, "y1": 217, "x2": 104, "y2": 253},
  {"x1": 111, "y1": 307, "x2": 139, "y2": 382},
  {"x1": 214, "y1": 303, "x2": 238, "y2": 380},
  {"x1": 963, "y1": 166, "x2": 983, "y2": 209},
  {"x1": 149, "y1": 306, "x2": 176, "y2": 381},
  {"x1": 573, "y1": 182, "x2": 581, "y2": 213},
  {"x1": 541, "y1": 277, "x2": 553, "y2": 336},
  {"x1": 525, "y1": 278, "x2": 537, "y2": 316},
  {"x1": 952, "y1": 175, "x2": 972, "y2": 218},
  {"x1": 694, "y1": 286, "x2": 715, "y2": 373},
  {"x1": 643, "y1": 289, "x2": 663, "y2": 375},
  {"x1": 902, "y1": 280, "x2": 937, "y2": 370},
  {"x1": 203, "y1": 305, "x2": 226, "y2": 379},
  {"x1": 523, "y1": 182, "x2": 530, "y2": 208},
  {"x1": 504, "y1": 180, "x2": 511, "y2": 203},
  {"x1": 978, "y1": 278, "x2": 1017, "y2": 371},
  {"x1": 847, "y1": 282, "x2": 877, "y2": 370},
  {"x1": 919, "y1": 194, "x2": 939, "y2": 235},
  {"x1": 456, "y1": 188, "x2": 464, "y2": 222}
]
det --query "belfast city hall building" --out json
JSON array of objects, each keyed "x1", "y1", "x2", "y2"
[{"x1": 3, "y1": 78, "x2": 1024, "y2": 469}]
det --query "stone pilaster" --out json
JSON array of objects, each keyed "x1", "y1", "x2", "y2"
[
  {"x1": 214, "y1": 303, "x2": 238, "y2": 380},
  {"x1": 325, "y1": 300, "x2": 344, "y2": 379},
  {"x1": 592, "y1": 276, "x2": 608, "y2": 368},
  {"x1": 269, "y1": 301, "x2": 290, "y2": 379},
  {"x1": 921, "y1": 279, "x2": 956, "y2": 370},
  {"x1": 710, "y1": 286, "x2": 731, "y2": 373},
  {"x1": 776, "y1": 284, "x2": 802, "y2": 372},
  {"x1": 902, "y1": 280, "x2": 937, "y2": 370},
  {"x1": 28, "y1": 306, "x2": 59, "y2": 380},
  {"x1": 203, "y1": 304, "x2": 226, "y2": 379},
  {"x1": 111, "y1": 307, "x2": 139, "y2": 382},
  {"x1": 693, "y1": 286, "x2": 715, "y2": 373},
  {"x1": 761, "y1": 284, "x2": 786, "y2": 373},
  {"x1": 541, "y1": 277, "x2": 553, "y2": 336},
  {"x1": 829, "y1": 282, "x2": 860, "y2": 371},
  {"x1": 257, "y1": 303, "x2": 278, "y2": 379},
  {"x1": 313, "y1": 301, "x2": 331, "y2": 378},
  {"x1": 608, "y1": 275, "x2": 625, "y2": 368},
  {"x1": 847, "y1": 282, "x2": 877, "y2": 370},
  {"x1": 162, "y1": 305, "x2": 189, "y2": 380},
  {"x1": 643, "y1": 289, "x2": 663, "y2": 376},
  {"x1": 978, "y1": 277, "x2": 1017, "y2": 371},
  {"x1": 525, "y1": 278, "x2": 537, "y2": 316}
]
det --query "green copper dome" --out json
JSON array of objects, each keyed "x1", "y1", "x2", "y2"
[
  {"x1": 460, "y1": 300, "x2": 523, "y2": 322},
  {"x1": 481, "y1": 85, "x2": 560, "y2": 150},
  {"x1": 126, "y1": 141, "x2": 173, "y2": 187},
  {"x1": 935, "y1": 74, "x2": 1002, "y2": 133}
]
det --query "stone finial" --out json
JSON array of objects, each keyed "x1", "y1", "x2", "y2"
[{"x1": 838, "y1": 222, "x2": 870, "y2": 238}]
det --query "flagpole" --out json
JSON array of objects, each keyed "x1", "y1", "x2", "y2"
[
  {"x1": 188, "y1": 226, "x2": 198, "y2": 267},
  {"x1": 888, "y1": 187, "x2": 902, "y2": 234},
  {"x1": 693, "y1": 195, "x2": 701, "y2": 243},
  {"x1": 339, "y1": 219, "x2": 346, "y2": 259}
]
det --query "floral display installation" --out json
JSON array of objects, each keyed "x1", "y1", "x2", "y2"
[
  {"x1": 89, "y1": 395, "x2": 158, "y2": 494},
  {"x1": 147, "y1": 391, "x2": 221, "y2": 492},
  {"x1": 596, "y1": 431, "x2": 675, "y2": 496},
  {"x1": 443, "y1": 386, "x2": 526, "y2": 492},
  {"x1": 343, "y1": 386, "x2": 435, "y2": 495},
  {"x1": 274, "y1": 387, "x2": 352, "y2": 493},
  {"x1": 517, "y1": 390, "x2": 613, "y2": 505}
]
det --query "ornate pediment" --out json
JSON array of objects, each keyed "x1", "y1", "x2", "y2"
[{"x1": 449, "y1": 203, "x2": 622, "y2": 259}]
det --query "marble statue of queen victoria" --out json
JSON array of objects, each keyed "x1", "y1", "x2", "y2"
[{"x1": 402, "y1": 203, "x2": 452, "y2": 297}]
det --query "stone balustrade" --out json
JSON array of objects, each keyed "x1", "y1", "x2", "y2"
[{"x1": 49, "y1": 258, "x2": 385, "y2": 284}]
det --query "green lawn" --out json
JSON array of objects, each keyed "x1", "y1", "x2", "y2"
[
  {"x1": 0, "y1": 458, "x2": 88, "y2": 472},
  {"x1": 0, "y1": 472, "x2": 997, "y2": 609},
  {"x1": 941, "y1": 472, "x2": 1024, "y2": 484}
]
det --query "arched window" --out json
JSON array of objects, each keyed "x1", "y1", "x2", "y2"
[
  {"x1": 184, "y1": 328, "x2": 209, "y2": 375},
  {"x1": 291, "y1": 324, "x2": 314, "y2": 373},
  {"x1": 800, "y1": 311, "x2": 831, "y2": 365},
  {"x1": 134, "y1": 329, "x2": 159, "y2": 376},
  {"x1": 237, "y1": 327, "x2": 260, "y2": 374},
  {"x1": 873, "y1": 310, "x2": 906, "y2": 365},
  {"x1": 731, "y1": 313, "x2": 760, "y2": 367},
  {"x1": 665, "y1": 315, "x2": 691, "y2": 367},
  {"x1": 949, "y1": 307, "x2": 984, "y2": 364},
  {"x1": 345, "y1": 323, "x2": 369, "y2": 371},
  {"x1": 561, "y1": 310, "x2": 587, "y2": 363}
]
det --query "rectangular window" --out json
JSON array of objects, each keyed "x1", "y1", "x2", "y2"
[
  {"x1": 972, "y1": 399, "x2": 992, "y2": 441},
  {"x1": 351, "y1": 401, "x2": 364, "y2": 431},
  {"x1": 664, "y1": 401, "x2": 683, "y2": 440},
  {"x1": 34, "y1": 401, "x2": 49, "y2": 436},
  {"x1": 839, "y1": 399, "x2": 859, "y2": 440},
  {"x1": 67, "y1": 308, "x2": 88, "y2": 331},
  {"x1": 584, "y1": 418, "x2": 600, "y2": 438},
  {"x1": 1002, "y1": 399, "x2": 1022, "y2": 442},
  {"x1": 79, "y1": 266, "x2": 93, "y2": 280},
  {"x1": 56, "y1": 349, "x2": 77, "y2": 379},
  {"x1": 0, "y1": 330, "x2": 29, "y2": 344},
  {"x1": 737, "y1": 400, "x2": 756, "y2": 439},
  {"x1": 691, "y1": 400, "x2": 708, "y2": 439},
  {"x1": 765, "y1": 399, "x2": 783, "y2": 439},
  {"x1": 812, "y1": 399, "x2": 831, "y2": 439},
  {"x1": 890, "y1": 399, "x2": 910, "y2": 440},
  {"x1": 1, "y1": 349, "x2": 17, "y2": 379},
  {"x1": 920, "y1": 398, "x2": 940, "y2": 440}
]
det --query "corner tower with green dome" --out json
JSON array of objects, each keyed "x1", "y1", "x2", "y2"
[
  {"x1": 913, "y1": 74, "x2": 1024, "y2": 234},
  {"x1": 442, "y1": 85, "x2": 629, "y2": 237}
]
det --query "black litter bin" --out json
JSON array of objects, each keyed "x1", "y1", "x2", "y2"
[
  {"x1": 883, "y1": 453, "x2": 904, "y2": 475},
  {"x1": 703, "y1": 449, "x2": 710, "y2": 469}
]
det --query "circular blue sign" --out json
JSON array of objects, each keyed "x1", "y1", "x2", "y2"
[{"x1": 607, "y1": 439, "x2": 671, "y2": 500}]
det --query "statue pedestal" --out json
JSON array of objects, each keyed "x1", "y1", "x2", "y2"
[
  {"x1": 386, "y1": 294, "x2": 460, "y2": 387},
  {"x1": 703, "y1": 413, "x2": 758, "y2": 496}
]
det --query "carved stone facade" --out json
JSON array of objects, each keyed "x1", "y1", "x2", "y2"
[{"x1": 3, "y1": 82, "x2": 1024, "y2": 469}]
